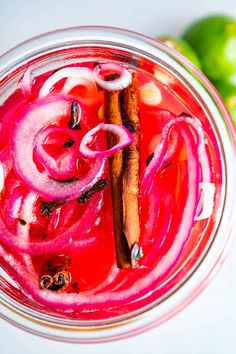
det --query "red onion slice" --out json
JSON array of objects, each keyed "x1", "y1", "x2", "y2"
[
  {"x1": 140, "y1": 180, "x2": 161, "y2": 246},
  {"x1": 19, "y1": 192, "x2": 38, "y2": 224},
  {"x1": 141, "y1": 115, "x2": 212, "y2": 196},
  {"x1": 17, "y1": 192, "x2": 38, "y2": 269},
  {"x1": 19, "y1": 67, "x2": 34, "y2": 99},
  {"x1": 194, "y1": 182, "x2": 215, "y2": 221},
  {"x1": 34, "y1": 126, "x2": 80, "y2": 180},
  {"x1": 93, "y1": 63, "x2": 132, "y2": 91},
  {"x1": 79, "y1": 123, "x2": 134, "y2": 158},
  {"x1": 179, "y1": 114, "x2": 211, "y2": 183},
  {"x1": 5, "y1": 187, "x2": 24, "y2": 230},
  {"x1": 0, "y1": 191, "x2": 103, "y2": 255},
  {"x1": 141, "y1": 138, "x2": 168, "y2": 196},
  {"x1": 10, "y1": 95, "x2": 105, "y2": 201},
  {"x1": 38, "y1": 67, "x2": 95, "y2": 98},
  {"x1": 0, "y1": 148, "x2": 12, "y2": 178},
  {"x1": 134, "y1": 126, "x2": 200, "y2": 288},
  {"x1": 0, "y1": 161, "x2": 4, "y2": 192},
  {"x1": 62, "y1": 77, "x2": 99, "y2": 106}
]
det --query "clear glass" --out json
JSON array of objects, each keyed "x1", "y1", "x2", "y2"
[{"x1": 0, "y1": 26, "x2": 235, "y2": 343}]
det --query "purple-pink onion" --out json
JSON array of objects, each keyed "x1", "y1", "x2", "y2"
[{"x1": 79, "y1": 123, "x2": 134, "y2": 158}]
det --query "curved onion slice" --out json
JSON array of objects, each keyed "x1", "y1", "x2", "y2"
[
  {"x1": 19, "y1": 67, "x2": 34, "y2": 99},
  {"x1": 19, "y1": 192, "x2": 38, "y2": 224},
  {"x1": 0, "y1": 148, "x2": 12, "y2": 177},
  {"x1": 195, "y1": 182, "x2": 215, "y2": 221},
  {"x1": 79, "y1": 123, "x2": 134, "y2": 158},
  {"x1": 5, "y1": 187, "x2": 24, "y2": 230},
  {"x1": 10, "y1": 95, "x2": 105, "y2": 201},
  {"x1": 34, "y1": 126, "x2": 79, "y2": 180},
  {"x1": 130, "y1": 126, "x2": 200, "y2": 291},
  {"x1": 38, "y1": 67, "x2": 95, "y2": 98},
  {"x1": 106, "y1": 126, "x2": 200, "y2": 295},
  {"x1": 0, "y1": 191, "x2": 103, "y2": 255},
  {"x1": 62, "y1": 77, "x2": 99, "y2": 106},
  {"x1": 141, "y1": 115, "x2": 211, "y2": 196},
  {"x1": 178, "y1": 113, "x2": 211, "y2": 183},
  {"x1": 93, "y1": 62, "x2": 132, "y2": 91},
  {"x1": 0, "y1": 160, "x2": 4, "y2": 192}
]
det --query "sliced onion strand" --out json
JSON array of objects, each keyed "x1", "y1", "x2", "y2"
[
  {"x1": 38, "y1": 67, "x2": 95, "y2": 98},
  {"x1": 79, "y1": 123, "x2": 134, "y2": 158},
  {"x1": 19, "y1": 67, "x2": 34, "y2": 99},
  {"x1": 93, "y1": 63, "x2": 132, "y2": 91},
  {"x1": 11, "y1": 95, "x2": 105, "y2": 201},
  {"x1": 194, "y1": 182, "x2": 215, "y2": 221}
]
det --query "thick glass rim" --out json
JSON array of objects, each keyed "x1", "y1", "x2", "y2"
[{"x1": 0, "y1": 26, "x2": 235, "y2": 343}]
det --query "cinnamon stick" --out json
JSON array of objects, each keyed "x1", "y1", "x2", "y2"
[
  {"x1": 104, "y1": 76, "x2": 131, "y2": 268},
  {"x1": 39, "y1": 254, "x2": 71, "y2": 292},
  {"x1": 121, "y1": 73, "x2": 142, "y2": 267}
]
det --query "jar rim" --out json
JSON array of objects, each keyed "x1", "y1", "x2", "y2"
[{"x1": 0, "y1": 25, "x2": 235, "y2": 343}]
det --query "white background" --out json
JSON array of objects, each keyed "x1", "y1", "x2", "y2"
[{"x1": 0, "y1": 0, "x2": 236, "y2": 353}]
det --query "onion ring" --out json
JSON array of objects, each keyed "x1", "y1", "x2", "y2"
[{"x1": 93, "y1": 62, "x2": 132, "y2": 91}]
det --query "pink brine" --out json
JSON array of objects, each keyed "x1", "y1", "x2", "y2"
[{"x1": 0, "y1": 58, "x2": 221, "y2": 321}]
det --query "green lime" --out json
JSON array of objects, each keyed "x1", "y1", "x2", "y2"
[
  {"x1": 158, "y1": 36, "x2": 202, "y2": 69},
  {"x1": 214, "y1": 79, "x2": 236, "y2": 124},
  {"x1": 182, "y1": 15, "x2": 236, "y2": 81}
]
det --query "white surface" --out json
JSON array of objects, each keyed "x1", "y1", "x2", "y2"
[{"x1": 0, "y1": 0, "x2": 236, "y2": 353}]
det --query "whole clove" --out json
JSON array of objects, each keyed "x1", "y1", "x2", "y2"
[
  {"x1": 68, "y1": 101, "x2": 81, "y2": 130},
  {"x1": 146, "y1": 152, "x2": 154, "y2": 166},
  {"x1": 63, "y1": 139, "x2": 75, "y2": 148},
  {"x1": 77, "y1": 179, "x2": 109, "y2": 204},
  {"x1": 40, "y1": 200, "x2": 66, "y2": 217}
]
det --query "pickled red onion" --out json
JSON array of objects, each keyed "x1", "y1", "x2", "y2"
[
  {"x1": 106, "y1": 126, "x2": 200, "y2": 294},
  {"x1": 5, "y1": 186, "x2": 24, "y2": 230},
  {"x1": 34, "y1": 126, "x2": 79, "y2": 180},
  {"x1": 47, "y1": 199, "x2": 78, "y2": 233},
  {"x1": 179, "y1": 113, "x2": 211, "y2": 183},
  {"x1": 38, "y1": 67, "x2": 95, "y2": 98},
  {"x1": 0, "y1": 161, "x2": 4, "y2": 192},
  {"x1": 0, "y1": 148, "x2": 12, "y2": 178},
  {"x1": 195, "y1": 182, "x2": 215, "y2": 221},
  {"x1": 19, "y1": 192, "x2": 38, "y2": 224},
  {"x1": 79, "y1": 123, "x2": 134, "y2": 158},
  {"x1": 10, "y1": 95, "x2": 105, "y2": 200},
  {"x1": 62, "y1": 77, "x2": 99, "y2": 106},
  {"x1": 140, "y1": 180, "x2": 161, "y2": 246},
  {"x1": 19, "y1": 68, "x2": 34, "y2": 99},
  {"x1": 93, "y1": 63, "x2": 132, "y2": 91},
  {"x1": 0, "y1": 191, "x2": 103, "y2": 255},
  {"x1": 141, "y1": 115, "x2": 211, "y2": 196}
]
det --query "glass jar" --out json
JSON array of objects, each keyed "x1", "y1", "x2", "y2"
[{"x1": 0, "y1": 26, "x2": 235, "y2": 343}]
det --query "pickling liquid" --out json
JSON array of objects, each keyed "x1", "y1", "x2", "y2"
[{"x1": 0, "y1": 61, "x2": 221, "y2": 320}]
